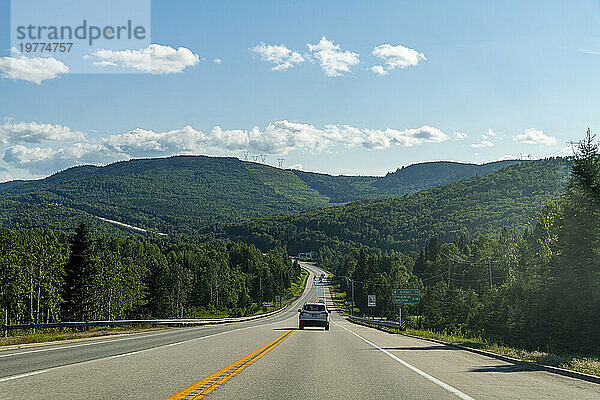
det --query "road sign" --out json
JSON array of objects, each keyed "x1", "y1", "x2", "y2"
[
  {"x1": 274, "y1": 295, "x2": 281, "y2": 303},
  {"x1": 367, "y1": 294, "x2": 376, "y2": 307},
  {"x1": 393, "y1": 289, "x2": 420, "y2": 304}
]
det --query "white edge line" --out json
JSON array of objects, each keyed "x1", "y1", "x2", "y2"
[
  {"x1": 0, "y1": 370, "x2": 48, "y2": 383},
  {"x1": 333, "y1": 321, "x2": 475, "y2": 400},
  {"x1": 0, "y1": 329, "x2": 178, "y2": 359}
]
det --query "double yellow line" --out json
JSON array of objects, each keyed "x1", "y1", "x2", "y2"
[
  {"x1": 166, "y1": 272, "x2": 322, "y2": 400},
  {"x1": 166, "y1": 330, "x2": 293, "y2": 399}
]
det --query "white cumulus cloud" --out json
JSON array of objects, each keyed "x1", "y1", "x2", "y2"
[
  {"x1": 455, "y1": 131, "x2": 467, "y2": 140},
  {"x1": 513, "y1": 128, "x2": 558, "y2": 146},
  {"x1": 0, "y1": 54, "x2": 68, "y2": 84},
  {"x1": 3, "y1": 143, "x2": 124, "y2": 175},
  {"x1": 251, "y1": 43, "x2": 305, "y2": 71},
  {"x1": 307, "y1": 36, "x2": 360, "y2": 77},
  {"x1": 370, "y1": 43, "x2": 426, "y2": 75},
  {"x1": 89, "y1": 44, "x2": 200, "y2": 74},
  {"x1": 362, "y1": 126, "x2": 447, "y2": 150},
  {"x1": 471, "y1": 140, "x2": 494, "y2": 148},
  {"x1": 0, "y1": 120, "x2": 85, "y2": 145},
  {"x1": 104, "y1": 126, "x2": 205, "y2": 156},
  {"x1": 1, "y1": 119, "x2": 450, "y2": 176},
  {"x1": 370, "y1": 65, "x2": 387, "y2": 76}
]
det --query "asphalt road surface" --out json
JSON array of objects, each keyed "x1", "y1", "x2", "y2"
[{"x1": 1, "y1": 262, "x2": 599, "y2": 399}]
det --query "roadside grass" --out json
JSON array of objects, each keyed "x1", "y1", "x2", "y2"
[
  {"x1": 0, "y1": 325, "x2": 167, "y2": 348},
  {"x1": 1, "y1": 269, "x2": 310, "y2": 348},
  {"x1": 349, "y1": 319, "x2": 600, "y2": 377}
]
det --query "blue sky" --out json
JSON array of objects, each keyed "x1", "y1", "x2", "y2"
[{"x1": 1, "y1": 0, "x2": 600, "y2": 181}]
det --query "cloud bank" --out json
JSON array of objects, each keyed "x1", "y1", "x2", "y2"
[{"x1": 1, "y1": 119, "x2": 450, "y2": 176}]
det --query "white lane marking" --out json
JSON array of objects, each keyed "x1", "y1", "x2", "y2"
[
  {"x1": 0, "y1": 322, "x2": 283, "y2": 385},
  {"x1": 109, "y1": 350, "x2": 141, "y2": 359},
  {"x1": 0, "y1": 370, "x2": 48, "y2": 383},
  {"x1": 0, "y1": 329, "x2": 178, "y2": 359},
  {"x1": 0, "y1": 268, "x2": 320, "y2": 383},
  {"x1": 334, "y1": 321, "x2": 475, "y2": 400}
]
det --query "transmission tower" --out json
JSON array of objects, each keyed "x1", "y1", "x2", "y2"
[
  {"x1": 277, "y1": 158, "x2": 285, "y2": 168},
  {"x1": 566, "y1": 140, "x2": 579, "y2": 155},
  {"x1": 243, "y1": 150, "x2": 249, "y2": 160},
  {"x1": 259, "y1": 154, "x2": 267, "y2": 163}
]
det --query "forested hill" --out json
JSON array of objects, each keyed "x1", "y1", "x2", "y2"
[
  {"x1": 0, "y1": 155, "x2": 524, "y2": 234},
  {"x1": 291, "y1": 159, "x2": 522, "y2": 202},
  {"x1": 219, "y1": 157, "x2": 572, "y2": 253}
]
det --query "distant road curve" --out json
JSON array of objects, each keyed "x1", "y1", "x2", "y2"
[{"x1": 96, "y1": 216, "x2": 168, "y2": 236}]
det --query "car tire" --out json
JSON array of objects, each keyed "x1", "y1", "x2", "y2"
[
  {"x1": 299, "y1": 323, "x2": 304, "y2": 330},
  {"x1": 325, "y1": 323, "x2": 329, "y2": 331}
]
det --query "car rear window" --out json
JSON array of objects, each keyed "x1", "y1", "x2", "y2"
[{"x1": 304, "y1": 304, "x2": 325, "y2": 311}]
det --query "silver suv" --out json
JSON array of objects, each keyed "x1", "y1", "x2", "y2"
[{"x1": 298, "y1": 302, "x2": 329, "y2": 330}]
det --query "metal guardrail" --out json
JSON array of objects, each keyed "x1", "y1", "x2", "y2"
[
  {"x1": 1, "y1": 311, "x2": 280, "y2": 332},
  {"x1": 1, "y1": 298, "x2": 297, "y2": 332},
  {"x1": 347, "y1": 315, "x2": 401, "y2": 330},
  {"x1": 1, "y1": 306, "x2": 291, "y2": 332},
  {"x1": 1, "y1": 267, "x2": 311, "y2": 333}
]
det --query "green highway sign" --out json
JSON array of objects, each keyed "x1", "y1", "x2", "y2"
[{"x1": 393, "y1": 289, "x2": 420, "y2": 304}]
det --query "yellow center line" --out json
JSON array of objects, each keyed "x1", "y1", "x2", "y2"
[
  {"x1": 165, "y1": 271, "x2": 325, "y2": 400},
  {"x1": 166, "y1": 329, "x2": 294, "y2": 400}
]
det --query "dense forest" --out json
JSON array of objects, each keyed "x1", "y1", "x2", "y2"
[
  {"x1": 0, "y1": 225, "x2": 300, "y2": 324},
  {"x1": 293, "y1": 159, "x2": 522, "y2": 203},
  {"x1": 0, "y1": 156, "x2": 521, "y2": 234},
  {"x1": 323, "y1": 133, "x2": 599, "y2": 355},
  {"x1": 220, "y1": 157, "x2": 571, "y2": 253}
]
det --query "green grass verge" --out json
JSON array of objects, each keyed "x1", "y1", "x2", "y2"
[
  {"x1": 0, "y1": 325, "x2": 167, "y2": 347},
  {"x1": 349, "y1": 319, "x2": 600, "y2": 378}
]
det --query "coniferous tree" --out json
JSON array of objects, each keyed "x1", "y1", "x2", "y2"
[{"x1": 63, "y1": 223, "x2": 94, "y2": 321}]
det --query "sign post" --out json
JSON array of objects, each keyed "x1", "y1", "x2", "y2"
[
  {"x1": 399, "y1": 306, "x2": 402, "y2": 331},
  {"x1": 367, "y1": 294, "x2": 376, "y2": 319},
  {"x1": 392, "y1": 289, "x2": 420, "y2": 332}
]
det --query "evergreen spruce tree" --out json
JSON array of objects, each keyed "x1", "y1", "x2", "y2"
[{"x1": 63, "y1": 223, "x2": 94, "y2": 321}]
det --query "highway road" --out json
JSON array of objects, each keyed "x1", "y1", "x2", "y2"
[{"x1": 1, "y1": 262, "x2": 599, "y2": 399}]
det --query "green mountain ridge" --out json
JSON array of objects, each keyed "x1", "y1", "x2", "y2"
[
  {"x1": 0, "y1": 155, "x2": 527, "y2": 234},
  {"x1": 218, "y1": 157, "x2": 572, "y2": 253}
]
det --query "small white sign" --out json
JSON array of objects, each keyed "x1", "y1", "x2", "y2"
[
  {"x1": 275, "y1": 295, "x2": 281, "y2": 303},
  {"x1": 367, "y1": 294, "x2": 376, "y2": 307}
]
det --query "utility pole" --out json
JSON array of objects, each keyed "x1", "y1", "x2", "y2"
[{"x1": 351, "y1": 279, "x2": 355, "y2": 317}]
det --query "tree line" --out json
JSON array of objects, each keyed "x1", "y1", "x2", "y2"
[
  {"x1": 0, "y1": 228, "x2": 300, "y2": 325},
  {"x1": 324, "y1": 131, "x2": 599, "y2": 355}
]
